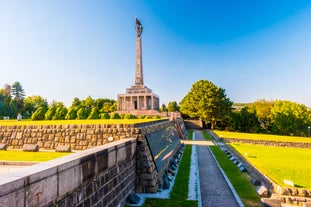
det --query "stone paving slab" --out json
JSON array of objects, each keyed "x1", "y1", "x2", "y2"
[{"x1": 195, "y1": 130, "x2": 242, "y2": 207}]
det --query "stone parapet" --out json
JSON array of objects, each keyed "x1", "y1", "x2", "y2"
[{"x1": 0, "y1": 138, "x2": 136, "y2": 207}]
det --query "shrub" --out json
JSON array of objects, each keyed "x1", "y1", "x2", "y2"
[
  {"x1": 110, "y1": 112, "x2": 121, "y2": 119},
  {"x1": 87, "y1": 108, "x2": 100, "y2": 119},
  {"x1": 45, "y1": 106, "x2": 56, "y2": 120},
  {"x1": 53, "y1": 107, "x2": 68, "y2": 120},
  {"x1": 65, "y1": 108, "x2": 77, "y2": 120},
  {"x1": 153, "y1": 115, "x2": 161, "y2": 119},
  {"x1": 100, "y1": 113, "x2": 110, "y2": 119},
  {"x1": 124, "y1": 114, "x2": 137, "y2": 119},
  {"x1": 76, "y1": 108, "x2": 88, "y2": 119},
  {"x1": 31, "y1": 107, "x2": 48, "y2": 120},
  {"x1": 144, "y1": 116, "x2": 152, "y2": 119}
]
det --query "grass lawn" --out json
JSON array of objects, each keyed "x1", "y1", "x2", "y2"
[
  {"x1": 0, "y1": 119, "x2": 164, "y2": 126},
  {"x1": 0, "y1": 150, "x2": 72, "y2": 162},
  {"x1": 214, "y1": 130, "x2": 311, "y2": 143},
  {"x1": 230, "y1": 143, "x2": 311, "y2": 188},
  {"x1": 210, "y1": 146, "x2": 262, "y2": 207}
]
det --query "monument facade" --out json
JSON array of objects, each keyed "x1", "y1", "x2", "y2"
[{"x1": 117, "y1": 18, "x2": 160, "y2": 115}]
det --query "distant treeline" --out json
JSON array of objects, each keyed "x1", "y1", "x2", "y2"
[{"x1": 226, "y1": 99, "x2": 311, "y2": 137}]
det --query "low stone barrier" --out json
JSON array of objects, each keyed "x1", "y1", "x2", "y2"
[
  {"x1": 224, "y1": 138, "x2": 311, "y2": 148},
  {"x1": 0, "y1": 138, "x2": 136, "y2": 207}
]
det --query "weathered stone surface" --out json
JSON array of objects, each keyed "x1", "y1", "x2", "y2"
[
  {"x1": 257, "y1": 185, "x2": 269, "y2": 197},
  {"x1": 55, "y1": 145, "x2": 71, "y2": 152},
  {"x1": 23, "y1": 144, "x2": 39, "y2": 152},
  {"x1": 261, "y1": 198, "x2": 282, "y2": 207}
]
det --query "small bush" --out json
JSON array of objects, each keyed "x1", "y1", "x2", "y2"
[
  {"x1": 76, "y1": 108, "x2": 88, "y2": 119},
  {"x1": 110, "y1": 112, "x2": 121, "y2": 119},
  {"x1": 144, "y1": 116, "x2": 152, "y2": 119},
  {"x1": 124, "y1": 114, "x2": 137, "y2": 119},
  {"x1": 31, "y1": 107, "x2": 48, "y2": 120},
  {"x1": 153, "y1": 115, "x2": 161, "y2": 119},
  {"x1": 100, "y1": 113, "x2": 110, "y2": 119},
  {"x1": 65, "y1": 108, "x2": 77, "y2": 120}
]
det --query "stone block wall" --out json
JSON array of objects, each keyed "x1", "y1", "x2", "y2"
[
  {"x1": 135, "y1": 120, "x2": 182, "y2": 193},
  {"x1": 0, "y1": 119, "x2": 184, "y2": 195},
  {"x1": 0, "y1": 122, "x2": 159, "y2": 150},
  {"x1": 0, "y1": 139, "x2": 136, "y2": 207}
]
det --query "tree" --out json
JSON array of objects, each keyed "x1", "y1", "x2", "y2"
[
  {"x1": 11, "y1": 82, "x2": 25, "y2": 112},
  {"x1": 87, "y1": 107, "x2": 100, "y2": 119},
  {"x1": 160, "y1": 104, "x2": 168, "y2": 112},
  {"x1": 70, "y1": 97, "x2": 82, "y2": 110},
  {"x1": 31, "y1": 106, "x2": 48, "y2": 120},
  {"x1": 45, "y1": 106, "x2": 57, "y2": 120},
  {"x1": 271, "y1": 100, "x2": 309, "y2": 136},
  {"x1": 23, "y1": 96, "x2": 48, "y2": 118},
  {"x1": 65, "y1": 108, "x2": 77, "y2": 120},
  {"x1": 167, "y1": 101, "x2": 179, "y2": 112},
  {"x1": 180, "y1": 80, "x2": 232, "y2": 129},
  {"x1": 252, "y1": 99, "x2": 274, "y2": 131},
  {"x1": 76, "y1": 108, "x2": 88, "y2": 119}
]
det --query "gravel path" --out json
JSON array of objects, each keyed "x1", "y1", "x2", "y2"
[{"x1": 195, "y1": 130, "x2": 242, "y2": 207}]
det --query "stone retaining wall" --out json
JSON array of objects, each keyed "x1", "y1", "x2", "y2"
[
  {"x1": 0, "y1": 139, "x2": 136, "y2": 207},
  {"x1": 0, "y1": 120, "x2": 167, "y2": 150},
  {"x1": 0, "y1": 119, "x2": 186, "y2": 195},
  {"x1": 224, "y1": 138, "x2": 311, "y2": 148}
]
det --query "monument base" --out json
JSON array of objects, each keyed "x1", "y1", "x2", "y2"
[{"x1": 117, "y1": 109, "x2": 161, "y2": 116}]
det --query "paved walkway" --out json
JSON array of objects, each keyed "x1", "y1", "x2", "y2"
[{"x1": 195, "y1": 130, "x2": 242, "y2": 207}]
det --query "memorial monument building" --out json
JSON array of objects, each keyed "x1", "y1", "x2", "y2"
[{"x1": 117, "y1": 18, "x2": 160, "y2": 116}]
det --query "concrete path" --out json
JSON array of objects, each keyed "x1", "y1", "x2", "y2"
[{"x1": 195, "y1": 130, "x2": 242, "y2": 207}]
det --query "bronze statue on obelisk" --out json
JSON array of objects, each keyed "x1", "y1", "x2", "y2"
[{"x1": 135, "y1": 18, "x2": 144, "y2": 86}]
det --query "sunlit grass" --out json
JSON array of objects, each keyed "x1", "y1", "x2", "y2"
[
  {"x1": 230, "y1": 143, "x2": 311, "y2": 188},
  {"x1": 0, "y1": 119, "x2": 164, "y2": 126},
  {"x1": 210, "y1": 146, "x2": 262, "y2": 207},
  {"x1": 214, "y1": 130, "x2": 311, "y2": 143},
  {"x1": 0, "y1": 150, "x2": 72, "y2": 162}
]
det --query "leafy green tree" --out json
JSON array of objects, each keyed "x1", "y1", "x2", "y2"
[
  {"x1": 160, "y1": 104, "x2": 168, "y2": 112},
  {"x1": 76, "y1": 108, "x2": 88, "y2": 119},
  {"x1": 271, "y1": 100, "x2": 309, "y2": 136},
  {"x1": 87, "y1": 107, "x2": 100, "y2": 119},
  {"x1": 31, "y1": 106, "x2": 48, "y2": 120},
  {"x1": 11, "y1": 82, "x2": 25, "y2": 112},
  {"x1": 23, "y1": 96, "x2": 48, "y2": 118},
  {"x1": 239, "y1": 106, "x2": 260, "y2": 133},
  {"x1": 110, "y1": 112, "x2": 121, "y2": 119},
  {"x1": 53, "y1": 106, "x2": 68, "y2": 120},
  {"x1": 100, "y1": 112, "x2": 110, "y2": 119},
  {"x1": 70, "y1": 97, "x2": 82, "y2": 110},
  {"x1": 180, "y1": 80, "x2": 232, "y2": 129},
  {"x1": 45, "y1": 106, "x2": 57, "y2": 120},
  {"x1": 252, "y1": 99, "x2": 274, "y2": 131},
  {"x1": 167, "y1": 101, "x2": 179, "y2": 112},
  {"x1": 65, "y1": 108, "x2": 77, "y2": 120}
]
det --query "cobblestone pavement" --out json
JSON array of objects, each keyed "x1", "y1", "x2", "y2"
[{"x1": 195, "y1": 130, "x2": 241, "y2": 207}]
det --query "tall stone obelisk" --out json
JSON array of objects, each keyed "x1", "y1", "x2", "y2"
[
  {"x1": 135, "y1": 18, "x2": 144, "y2": 86},
  {"x1": 117, "y1": 18, "x2": 160, "y2": 115}
]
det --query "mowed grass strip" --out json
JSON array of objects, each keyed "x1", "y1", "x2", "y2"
[
  {"x1": 0, "y1": 151, "x2": 72, "y2": 162},
  {"x1": 209, "y1": 146, "x2": 262, "y2": 207},
  {"x1": 230, "y1": 143, "x2": 311, "y2": 188},
  {"x1": 0, "y1": 119, "x2": 163, "y2": 126},
  {"x1": 214, "y1": 130, "x2": 311, "y2": 143},
  {"x1": 142, "y1": 145, "x2": 197, "y2": 207}
]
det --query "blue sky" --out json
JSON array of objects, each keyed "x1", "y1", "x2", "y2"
[{"x1": 1, "y1": 1, "x2": 311, "y2": 107}]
